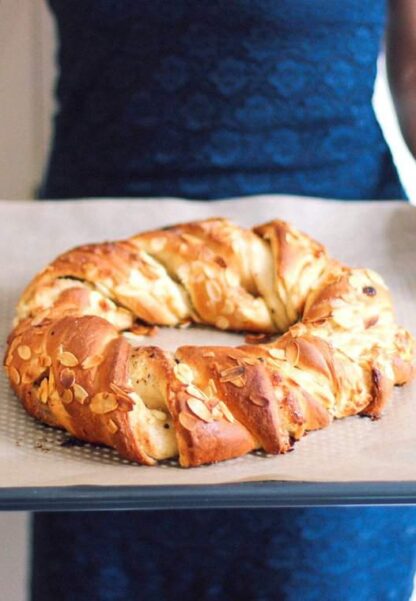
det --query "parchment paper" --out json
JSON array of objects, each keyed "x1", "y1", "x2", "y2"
[{"x1": 0, "y1": 195, "x2": 415, "y2": 488}]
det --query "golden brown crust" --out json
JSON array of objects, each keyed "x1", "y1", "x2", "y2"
[{"x1": 4, "y1": 218, "x2": 415, "y2": 467}]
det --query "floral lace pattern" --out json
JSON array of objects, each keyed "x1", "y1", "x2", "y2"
[{"x1": 42, "y1": 0, "x2": 404, "y2": 200}]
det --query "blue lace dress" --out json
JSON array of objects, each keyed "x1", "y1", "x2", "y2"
[
  {"x1": 33, "y1": 2, "x2": 415, "y2": 601},
  {"x1": 41, "y1": 0, "x2": 404, "y2": 200}
]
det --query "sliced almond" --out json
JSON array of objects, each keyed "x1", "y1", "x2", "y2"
[
  {"x1": 17, "y1": 345, "x2": 31, "y2": 360},
  {"x1": 249, "y1": 393, "x2": 268, "y2": 407},
  {"x1": 218, "y1": 401, "x2": 235, "y2": 422},
  {"x1": 178, "y1": 411, "x2": 199, "y2": 431},
  {"x1": 228, "y1": 376, "x2": 245, "y2": 388},
  {"x1": 73, "y1": 383, "x2": 88, "y2": 404},
  {"x1": 211, "y1": 404, "x2": 223, "y2": 420},
  {"x1": 177, "y1": 264, "x2": 190, "y2": 282},
  {"x1": 49, "y1": 389, "x2": 61, "y2": 403},
  {"x1": 205, "y1": 378, "x2": 217, "y2": 398},
  {"x1": 219, "y1": 365, "x2": 245, "y2": 382},
  {"x1": 290, "y1": 323, "x2": 308, "y2": 338},
  {"x1": 117, "y1": 397, "x2": 134, "y2": 412},
  {"x1": 31, "y1": 338, "x2": 44, "y2": 354},
  {"x1": 48, "y1": 369, "x2": 55, "y2": 395},
  {"x1": 58, "y1": 351, "x2": 79, "y2": 367},
  {"x1": 268, "y1": 348, "x2": 286, "y2": 360},
  {"x1": 81, "y1": 354, "x2": 104, "y2": 369},
  {"x1": 242, "y1": 356, "x2": 258, "y2": 366},
  {"x1": 174, "y1": 363, "x2": 194, "y2": 385},
  {"x1": 365, "y1": 269, "x2": 385, "y2": 287},
  {"x1": 150, "y1": 237, "x2": 167, "y2": 252},
  {"x1": 60, "y1": 368, "x2": 75, "y2": 389},
  {"x1": 152, "y1": 409, "x2": 168, "y2": 421},
  {"x1": 285, "y1": 341, "x2": 300, "y2": 366},
  {"x1": 203, "y1": 265, "x2": 215, "y2": 279},
  {"x1": 31, "y1": 312, "x2": 48, "y2": 326},
  {"x1": 39, "y1": 378, "x2": 49, "y2": 404},
  {"x1": 206, "y1": 280, "x2": 222, "y2": 303},
  {"x1": 90, "y1": 392, "x2": 118, "y2": 414},
  {"x1": 186, "y1": 384, "x2": 209, "y2": 401},
  {"x1": 348, "y1": 273, "x2": 366, "y2": 289},
  {"x1": 222, "y1": 299, "x2": 234, "y2": 315},
  {"x1": 244, "y1": 332, "x2": 273, "y2": 344},
  {"x1": 9, "y1": 367, "x2": 20, "y2": 386},
  {"x1": 224, "y1": 268, "x2": 239, "y2": 288},
  {"x1": 181, "y1": 233, "x2": 202, "y2": 245},
  {"x1": 22, "y1": 372, "x2": 35, "y2": 384},
  {"x1": 285, "y1": 231, "x2": 301, "y2": 245},
  {"x1": 332, "y1": 308, "x2": 355, "y2": 329},
  {"x1": 202, "y1": 351, "x2": 215, "y2": 358},
  {"x1": 62, "y1": 389, "x2": 73, "y2": 404},
  {"x1": 186, "y1": 397, "x2": 213, "y2": 422},
  {"x1": 108, "y1": 418, "x2": 119, "y2": 434},
  {"x1": 109, "y1": 382, "x2": 135, "y2": 401},
  {"x1": 215, "y1": 316, "x2": 230, "y2": 330},
  {"x1": 40, "y1": 355, "x2": 52, "y2": 368}
]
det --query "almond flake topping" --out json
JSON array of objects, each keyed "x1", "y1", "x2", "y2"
[
  {"x1": 205, "y1": 378, "x2": 217, "y2": 398},
  {"x1": 224, "y1": 269, "x2": 239, "y2": 288},
  {"x1": 150, "y1": 237, "x2": 167, "y2": 252},
  {"x1": 9, "y1": 367, "x2": 21, "y2": 386},
  {"x1": 268, "y1": 348, "x2": 286, "y2": 360},
  {"x1": 202, "y1": 351, "x2": 215, "y2": 358},
  {"x1": 173, "y1": 363, "x2": 194, "y2": 385},
  {"x1": 62, "y1": 389, "x2": 73, "y2": 404},
  {"x1": 81, "y1": 354, "x2": 104, "y2": 369},
  {"x1": 48, "y1": 370, "x2": 55, "y2": 395},
  {"x1": 222, "y1": 299, "x2": 234, "y2": 315},
  {"x1": 206, "y1": 280, "x2": 222, "y2": 303},
  {"x1": 17, "y1": 345, "x2": 31, "y2": 360},
  {"x1": 290, "y1": 323, "x2": 308, "y2": 338},
  {"x1": 39, "y1": 378, "x2": 49, "y2": 404},
  {"x1": 249, "y1": 393, "x2": 268, "y2": 407},
  {"x1": 219, "y1": 365, "x2": 245, "y2": 382},
  {"x1": 178, "y1": 411, "x2": 199, "y2": 431},
  {"x1": 60, "y1": 368, "x2": 75, "y2": 389},
  {"x1": 242, "y1": 356, "x2": 258, "y2": 366},
  {"x1": 73, "y1": 383, "x2": 88, "y2": 404},
  {"x1": 40, "y1": 356, "x2": 52, "y2": 368},
  {"x1": 108, "y1": 418, "x2": 119, "y2": 434},
  {"x1": 218, "y1": 401, "x2": 235, "y2": 422},
  {"x1": 211, "y1": 404, "x2": 223, "y2": 420},
  {"x1": 216, "y1": 316, "x2": 230, "y2": 330},
  {"x1": 58, "y1": 351, "x2": 79, "y2": 367},
  {"x1": 152, "y1": 409, "x2": 168, "y2": 421},
  {"x1": 90, "y1": 392, "x2": 118, "y2": 415},
  {"x1": 332, "y1": 308, "x2": 357, "y2": 329},
  {"x1": 109, "y1": 382, "x2": 134, "y2": 401},
  {"x1": 186, "y1": 384, "x2": 209, "y2": 401},
  {"x1": 229, "y1": 376, "x2": 245, "y2": 388},
  {"x1": 186, "y1": 397, "x2": 213, "y2": 422},
  {"x1": 285, "y1": 342, "x2": 300, "y2": 366}
]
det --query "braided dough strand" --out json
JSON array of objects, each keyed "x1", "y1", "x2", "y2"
[{"x1": 4, "y1": 219, "x2": 415, "y2": 467}]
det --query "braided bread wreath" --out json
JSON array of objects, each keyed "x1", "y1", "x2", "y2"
[{"x1": 4, "y1": 218, "x2": 415, "y2": 468}]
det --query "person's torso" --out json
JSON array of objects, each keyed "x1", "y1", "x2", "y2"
[{"x1": 43, "y1": 0, "x2": 404, "y2": 200}]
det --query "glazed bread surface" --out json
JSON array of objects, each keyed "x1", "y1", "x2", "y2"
[{"x1": 4, "y1": 218, "x2": 415, "y2": 467}]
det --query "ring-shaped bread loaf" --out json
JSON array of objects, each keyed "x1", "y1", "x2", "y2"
[{"x1": 4, "y1": 218, "x2": 415, "y2": 467}]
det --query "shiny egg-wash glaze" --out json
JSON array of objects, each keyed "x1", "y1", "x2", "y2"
[{"x1": 4, "y1": 218, "x2": 415, "y2": 467}]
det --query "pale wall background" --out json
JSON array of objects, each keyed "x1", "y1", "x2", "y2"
[{"x1": 0, "y1": 0, "x2": 415, "y2": 201}]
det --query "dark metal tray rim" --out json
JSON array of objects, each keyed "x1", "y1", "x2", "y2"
[{"x1": 1, "y1": 481, "x2": 416, "y2": 511}]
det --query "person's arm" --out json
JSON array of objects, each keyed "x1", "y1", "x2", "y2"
[{"x1": 386, "y1": 0, "x2": 416, "y2": 159}]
